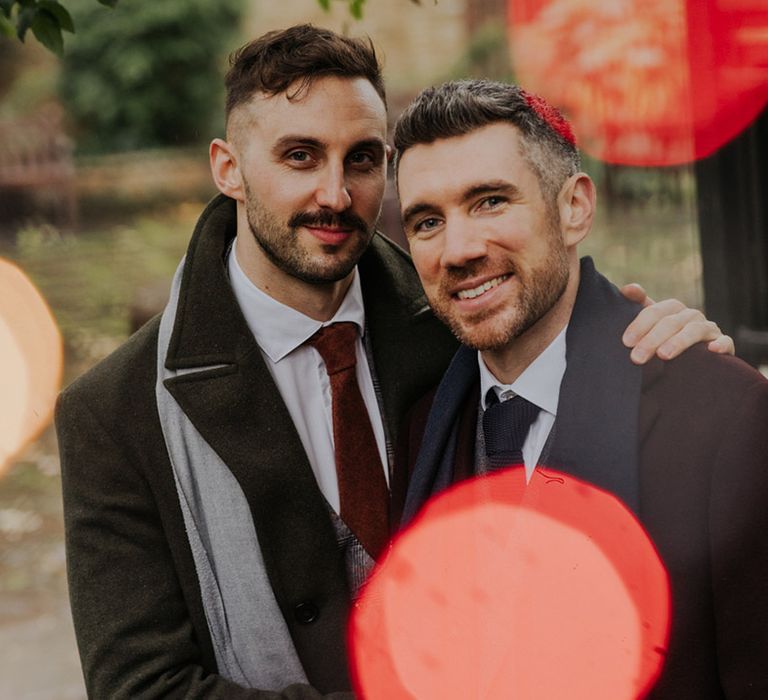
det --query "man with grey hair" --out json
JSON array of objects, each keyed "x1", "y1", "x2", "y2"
[{"x1": 396, "y1": 79, "x2": 768, "y2": 699}]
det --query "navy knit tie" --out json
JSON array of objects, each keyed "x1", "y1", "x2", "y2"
[{"x1": 482, "y1": 391, "x2": 541, "y2": 470}]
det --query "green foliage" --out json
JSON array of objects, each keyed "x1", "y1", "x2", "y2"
[
  {"x1": 315, "y1": 0, "x2": 367, "y2": 19},
  {"x1": 59, "y1": 0, "x2": 244, "y2": 154},
  {"x1": 349, "y1": 0, "x2": 365, "y2": 19},
  {"x1": 0, "y1": 15, "x2": 14, "y2": 40},
  {"x1": 3, "y1": 0, "x2": 427, "y2": 53},
  {"x1": 0, "y1": 0, "x2": 84, "y2": 55},
  {"x1": 0, "y1": 0, "x2": 119, "y2": 55},
  {"x1": 315, "y1": 0, "x2": 424, "y2": 20}
]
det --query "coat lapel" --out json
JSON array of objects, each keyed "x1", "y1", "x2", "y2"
[
  {"x1": 547, "y1": 257, "x2": 645, "y2": 513},
  {"x1": 401, "y1": 344, "x2": 479, "y2": 525},
  {"x1": 161, "y1": 195, "x2": 347, "y2": 633},
  {"x1": 359, "y1": 236, "x2": 459, "y2": 449}
]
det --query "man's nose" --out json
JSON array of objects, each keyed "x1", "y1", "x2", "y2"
[
  {"x1": 314, "y1": 164, "x2": 352, "y2": 212},
  {"x1": 440, "y1": 221, "x2": 487, "y2": 269}
]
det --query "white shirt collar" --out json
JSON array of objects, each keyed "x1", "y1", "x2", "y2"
[
  {"x1": 478, "y1": 326, "x2": 567, "y2": 415},
  {"x1": 227, "y1": 239, "x2": 366, "y2": 363}
]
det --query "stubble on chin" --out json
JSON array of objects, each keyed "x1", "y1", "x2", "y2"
[
  {"x1": 244, "y1": 197, "x2": 372, "y2": 285},
  {"x1": 430, "y1": 245, "x2": 569, "y2": 352}
]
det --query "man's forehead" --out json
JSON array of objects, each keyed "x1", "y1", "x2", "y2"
[
  {"x1": 398, "y1": 124, "x2": 532, "y2": 204},
  {"x1": 231, "y1": 75, "x2": 387, "y2": 141}
]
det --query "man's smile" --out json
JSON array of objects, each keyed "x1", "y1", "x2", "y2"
[{"x1": 455, "y1": 274, "x2": 511, "y2": 300}]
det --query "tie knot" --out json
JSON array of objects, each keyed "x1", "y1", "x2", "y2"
[
  {"x1": 307, "y1": 322, "x2": 358, "y2": 375},
  {"x1": 482, "y1": 393, "x2": 541, "y2": 467}
]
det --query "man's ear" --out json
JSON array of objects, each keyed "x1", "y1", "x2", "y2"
[
  {"x1": 210, "y1": 138, "x2": 244, "y2": 201},
  {"x1": 558, "y1": 173, "x2": 596, "y2": 248}
]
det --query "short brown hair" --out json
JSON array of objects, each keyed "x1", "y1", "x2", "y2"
[
  {"x1": 225, "y1": 24, "x2": 386, "y2": 122},
  {"x1": 394, "y1": 79, "x2": 579, "y2": 206}
]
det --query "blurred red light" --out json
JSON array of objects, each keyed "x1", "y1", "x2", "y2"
[
  {"x1": 350, "y1": 467, "x2": 670, "y2": 699},
  {"x1": 508, "y1": 0, "x2": 768, "y2": 165}
]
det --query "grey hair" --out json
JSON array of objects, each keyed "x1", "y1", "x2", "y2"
[{"x1": 393, "y1": 79, "x2": 580, "y2": 206}]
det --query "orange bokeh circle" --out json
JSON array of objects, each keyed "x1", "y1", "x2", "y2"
[{"x1": 0, "y1": 258, "x2": 63, "y2": 473}]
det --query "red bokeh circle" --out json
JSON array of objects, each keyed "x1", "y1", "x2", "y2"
[
  {"x1": 508, "y1": 0, "x2": 768, "y2": 165},
  {"x1": 350, "y1": 468, "x2": 670, "y2": 699}
]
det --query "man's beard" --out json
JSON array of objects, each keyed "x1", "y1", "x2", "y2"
[
  {"x1": 244, "y1": 182, "x2": 375, "y2": 285},
  {"x1": 430, "y1": 226, "x2": 570, "y2": 352}
]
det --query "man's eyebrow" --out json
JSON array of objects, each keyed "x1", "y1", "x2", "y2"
[
  {"x1": 401, "y1": 202, "x2": 437, "y2": 228},
  {"x1": 271, "y1": 136, "x2": 325, "y2": 155},
  {"x1": 460, "y1": 180, "x2": 520, "y2": 203}
]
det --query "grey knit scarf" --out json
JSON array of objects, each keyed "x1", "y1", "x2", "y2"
[{"x1": 155, "y1": 258, "x2": 307, "y2": 689}]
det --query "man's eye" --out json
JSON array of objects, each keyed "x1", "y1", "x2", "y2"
[
  {"x1": 287, "y1": 150, "x2": 312, "y2": 163},
  {"x1": 479, "y1": 195, "x2": 506, "y2": 210},
  {"x1": 348, "y1": 151, "x2": 375, "y2": 167},
  {"x1": 415, "y1": 217, "x2": 441, "y2": 232}
]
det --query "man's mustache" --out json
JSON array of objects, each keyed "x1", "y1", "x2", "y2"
[{"x1": 289, "y1": 210, "x2": 369, "y2": 233}]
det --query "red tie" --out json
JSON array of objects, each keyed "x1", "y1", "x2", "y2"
[{"x1": 308, "y1": 322, "x2": 389, "y2": 559}]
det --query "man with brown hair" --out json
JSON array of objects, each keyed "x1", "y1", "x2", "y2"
[{"x1": 57, "y1": 26, "x2": 731, "y2": 699}]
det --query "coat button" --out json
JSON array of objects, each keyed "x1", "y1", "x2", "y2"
[{"x1": 294, "y1": 602, "x2": 319, "y2": 624}]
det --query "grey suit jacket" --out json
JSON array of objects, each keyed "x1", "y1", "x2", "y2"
[{"x1": 57, "y1": 195, "x2": 458, "y2": 699}]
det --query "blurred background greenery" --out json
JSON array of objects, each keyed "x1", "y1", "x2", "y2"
[
  {"x1": 0, "y1": 1, "x2": 703, "y2": 697},
  {"x1": 59, "y1": 0, "x2": 245, "y2": 153}
]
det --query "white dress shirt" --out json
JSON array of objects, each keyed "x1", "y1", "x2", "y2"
[
  {"x1": 227, "y1": 243, "x2": 389, "y2": 513},
  {"x1": 478, "y1": 327, "x2": 567, "y2": 481}
]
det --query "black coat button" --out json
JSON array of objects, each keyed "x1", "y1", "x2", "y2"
[{"x1": 294, "y1": 602, "x2": 319, "y2": 624}]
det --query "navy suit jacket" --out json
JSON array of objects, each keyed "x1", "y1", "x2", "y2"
[{"x1": 398, "y1": 258, "x2": 768, "y2": 699}]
